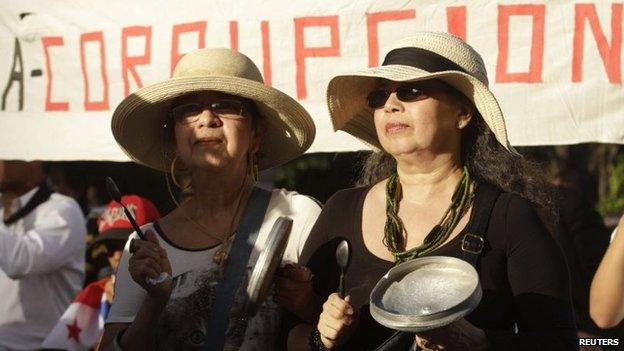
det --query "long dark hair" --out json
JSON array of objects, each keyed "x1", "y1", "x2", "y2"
[{"x1": 357, "y1": 113, "x2": 558, "y2": 227}]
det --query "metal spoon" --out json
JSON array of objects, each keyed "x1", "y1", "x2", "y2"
[
  {"x1": 335, "y1": 239, "x2": 351, "y2": 298},
  {"x1": 105, "y1": 177, "x2": 145, "y2": 240},
  {"x1": 105, "y1": 176, "x2": 169, "y2": 285}
]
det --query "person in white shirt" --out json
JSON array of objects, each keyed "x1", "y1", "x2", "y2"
[
  {"x1": 0, "y1": 160, "x2": 86, "y2": 350},
  {"x1": 99, "y1": 48, "x2": 320, "y2": 350}
]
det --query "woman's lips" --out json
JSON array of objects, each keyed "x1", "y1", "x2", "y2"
[
  {"x1": 195, "y1": 137, "x2": 223, "y2": 146},
  {"x1": 385, "y1": 122, "x2": 409, "y2": 134}
]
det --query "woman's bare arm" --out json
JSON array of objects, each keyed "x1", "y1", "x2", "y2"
[
  {"x1": 98, "y1": 295, "x2": 168, "y2": 350},
  {"x1": 590, "y1": 217, "x2": 624, "y2": 328}
]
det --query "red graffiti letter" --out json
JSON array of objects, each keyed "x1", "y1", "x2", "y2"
[
  {"x1": 41, "y1": 36, "x2": 69, "y2": 111},
  {"x1": 121, "y1": 26, "x2": 152, "y2": 96},
  {"x1": 261, "y1": 21, "x2": 272, "y2": 86},
  {"x1": 294, "y1": 16, "x2": 340, "y2": 100},
  {"x1": 171, "y1": 21, "x2": 206, "y2": 75},
  {"x1": 366, "y1": 10, "x2": 416, "y2": 67},
  {"x1": 230, "y1": 21, "x2": 238, "y2": 51},
  {"x1": 447, "y1": 6, "x2": 467, "y2": 40},
  {"x1": 496, "y1": 4, "x2": 545, "y2": 83},
  {"x1": 80, "y1": 31, "x2": 109, "y2": 111},
  {"x1": 572, "y1": 4, "x2": 622, "y2": 83}
]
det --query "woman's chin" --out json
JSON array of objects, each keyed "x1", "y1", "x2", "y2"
[
  {"x1": 188, "y1": 158, "x2": 230, "y2": 171},
  {"x1": 380, "y1": 140, "x2": 425, "y2": 157}
]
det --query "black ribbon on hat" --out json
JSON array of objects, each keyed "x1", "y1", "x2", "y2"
[
  {"x1": 4, "y1": 182, "x2": 53, "y2": 225},
  {"x1": 382, "y1": 47, "x2": 469, "y2": 74}
]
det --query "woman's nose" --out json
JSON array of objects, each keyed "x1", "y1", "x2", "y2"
[
  {"x1": 197, "y1": 109, "x2": 222, "y2": 128},
  {"x1": 383, "y1": 92, "x2": 404, "y2": 113}
]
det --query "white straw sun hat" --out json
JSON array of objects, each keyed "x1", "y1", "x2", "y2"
[
  {"x1": 112, "y1": 48, "x2": 316, "y2": 171},
  {"x1": 326, "y1": 32, "x2": 516, "y2": 153}
]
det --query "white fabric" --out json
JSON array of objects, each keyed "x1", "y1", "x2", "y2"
[
  {"x1": 0, "y1": 188, "x2": 86, "y2": 350},
  {"x1": 106, "y1": 188, "x2": 321, "y2": 350},
  {"x1": 1, "y1": 1, "x2": 624, "y2": 162}
]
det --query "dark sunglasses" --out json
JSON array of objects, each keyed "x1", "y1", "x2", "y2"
[
  {"x1": 171, "y1": 99, "x2": 248, "y2": 125},
  {"x1": 366, "y1": 84, "x2": 427, "y2": 109}
]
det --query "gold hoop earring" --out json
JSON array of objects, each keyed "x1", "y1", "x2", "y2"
[
  {"x1": 248, "y1": 153, "x2": 259, "y2": 182},
  {"x1": 170, "y1": 155, "x2": 190, "y2": 189}
]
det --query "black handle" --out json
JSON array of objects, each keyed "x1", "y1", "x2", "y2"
[
  {"x1": 106, "y1": 176, "x2": 145, "y2": 240},
  {"x1": 338, "y1": 270, "x2": 345, "y2": 298}
]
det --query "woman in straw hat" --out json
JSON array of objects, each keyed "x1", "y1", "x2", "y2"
[
  {"x1": 98, "y1": 48, "x2": 321, "y2": 350},
  {"x1": 287, "y1": 32, "x2": 577, "y2": 350}
]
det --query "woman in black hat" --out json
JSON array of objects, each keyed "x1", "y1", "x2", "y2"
[{"x1": 286, "y1": 32, "x2": 577, "y2": 351}]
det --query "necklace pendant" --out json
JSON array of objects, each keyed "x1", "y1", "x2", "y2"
[
  {"x1": 212, "y1": 232, "x2": 236, "y2": 266},
  {"x1": 213, "y1": 248, "x2": 226, "y2": 265}
]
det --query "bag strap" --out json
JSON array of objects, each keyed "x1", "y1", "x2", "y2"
[
  {"x1": 203, "y1": 187, "x2": 272, "y2": 351},
  {"x1": 4, "y1": 183, "x2": 53, "y2": 225},
  {"x1": 461, "y1": 183, "x2": 501, "y2": 267}
]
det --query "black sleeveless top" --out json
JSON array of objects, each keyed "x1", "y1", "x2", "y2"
[{"x1": 293, "y1": 184, "x2": 577, "y2": 350}]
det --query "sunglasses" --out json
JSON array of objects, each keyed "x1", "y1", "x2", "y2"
[
  {"x1": 366, "y1": 84, "x2": 428, "y2": 109},
  {"x1": 171, "y1": 99, "x2": 248, "y2": 125}
]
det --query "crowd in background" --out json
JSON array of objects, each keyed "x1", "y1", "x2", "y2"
[{"x1": 0, "y1": 154, "x2": 617, "y2": 350}]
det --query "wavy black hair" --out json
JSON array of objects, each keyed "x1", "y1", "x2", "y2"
[{"x1": 356, "y1": 111, "x2": 557, "y2": 228}]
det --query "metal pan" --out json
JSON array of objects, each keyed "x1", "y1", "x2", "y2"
[
  {"x1": 245, "y1": 216, "x2": 293, "y2": 317},
  {"x1": 369, "y1": 256, "x2": 481, "y2": 332}
]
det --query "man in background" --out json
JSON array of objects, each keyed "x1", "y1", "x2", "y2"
[{"x1": 0, "y1": 160, "x2": 86, "y2": 350}]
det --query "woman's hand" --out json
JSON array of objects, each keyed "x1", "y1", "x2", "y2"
[
  {"x1": 274, "y1": 264, "x2": 314, "y2": 316},
  {"x1": 128, "y1": 230, "x2": 173, "y2": 300},
  {"x1": 317, "y1": 293, "x2": 357, "y2": 349},
  {"x1": 415, "y1": 318, "x2": 488, "y2": 351}
]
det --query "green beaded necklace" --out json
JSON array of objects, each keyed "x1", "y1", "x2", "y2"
[{"x1": 384, "y1": 166, "x2": 473, "y2": 264}]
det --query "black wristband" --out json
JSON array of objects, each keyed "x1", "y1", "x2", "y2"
[{"x1": 308, "y1": 329, "x2": 330, "y2": 351}]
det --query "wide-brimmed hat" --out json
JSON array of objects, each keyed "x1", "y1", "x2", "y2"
[
  {"x1": 326, "y1": 32, "x2": 516, "y2": 153},
  {"x1": 112, "y1": 49, "x2": 316, "y2": 171},
  {"x1": 92, "y1": 195, "x2": 160, "y2": 244}
]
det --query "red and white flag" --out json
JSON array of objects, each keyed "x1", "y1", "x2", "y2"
[{"x1": 41, "y1": 278, "x2": 110, "y2": 351}]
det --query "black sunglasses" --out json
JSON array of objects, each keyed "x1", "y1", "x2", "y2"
[
  {"x1": 171, "y1": 99, "x2": 248, "y2": 125},
  {"x1": 366, "y1": 84, "x2": 427, "y2": 109}
]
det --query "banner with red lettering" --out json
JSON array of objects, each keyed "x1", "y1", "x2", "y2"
[{"x1": 0, "y1": 1, "x2": 622, "y2": 161}]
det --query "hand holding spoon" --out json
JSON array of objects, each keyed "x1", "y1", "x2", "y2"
[{"x1": 105, "y1": 177, "x2": 170, "y2": 285}]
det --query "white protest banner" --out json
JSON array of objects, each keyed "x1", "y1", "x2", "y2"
[{"x1": 0, "y1": 1, "x2": 622, "y2": 161}]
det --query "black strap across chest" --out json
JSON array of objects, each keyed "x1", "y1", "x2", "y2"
[
  {"x1": 3, "y1": 183, "x2": 53, "y2": 226},
  {"x1": 202, "y1": 186, "x2": 272, "y2": 351},
  {"x1": 461, "y1": 183, "x2": 502, "y2": 267}
]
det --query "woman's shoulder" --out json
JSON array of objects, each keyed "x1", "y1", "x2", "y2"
[
  {"x1": 481, "y1": 185, "x2": 550, "y2": 247},
  {"x1": 269, "y1": 188, "x2": 322, "y2": 210},
  {"x1": 493, "y1": 191, "x2": 539, "y2": 219},
  {"x1": 475, "y1": 183, "x2": 536, "y2": 216},
  {"x1": 324, "y1": 185, "x2": 372, "y2": 208}
]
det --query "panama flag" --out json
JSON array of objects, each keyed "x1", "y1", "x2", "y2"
[{"x1": 41, "y1": 278, "x2": 110, "y2": 350}]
